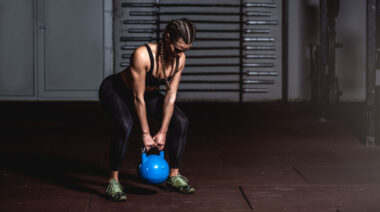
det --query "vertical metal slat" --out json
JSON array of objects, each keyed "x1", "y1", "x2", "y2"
[
  {"x1": 366, "y1": 0, "x2": 377, "y2": 145},
  {"x1": 239, "y1": 0, "x2": 244, "y2": 103}
]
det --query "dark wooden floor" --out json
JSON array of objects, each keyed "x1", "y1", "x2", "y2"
[{"x1": 0, "y1": 102, "x2": 380, "y2": 212}]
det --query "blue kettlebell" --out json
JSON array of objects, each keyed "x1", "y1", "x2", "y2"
[{"x1": 139, "y1": 147, "x2": 169, "y2": 184}]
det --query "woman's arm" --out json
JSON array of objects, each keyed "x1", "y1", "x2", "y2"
[
  {"x1": 129, "y1": 46, "x2": 156, "y2": 150},
  {"x1": 154, "y1": 55, "x2": 186, "y2": 150}
]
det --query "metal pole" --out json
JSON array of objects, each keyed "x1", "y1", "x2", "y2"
[
  {"x1": 128, "y1": 28, "x2": 270, "y2": 34},
  {"x1": 121, "y1": 45, "x2": 276, "y2": 51},
  {"x1": 168, "y1": 88, "x2": 269, "y2": 93},
  {"x1": 366, "y1": 0, "x2": 377, "y2": 146},
  {"x1": 282, "y1": 0, "x2": 288, "y2": 103},
  {"x1": 129, "y1": 11, "x2": 271, "y2": 17},
  {"x1": 120, "y1": 63, "x2": 274, "y2": 68},
  {"x1": 124, "y1": 20, "x2": 277, "y2": 25},
  {"x1": 319, "y1": 0, "x2": 328, "y2": 119},
  {"x1": 178, "y1": 80, "x2": 274, "y2": 84},
  {"x1": 122, "y1": 3, "x2": 276, "y2": 8},
  {"x1": 119, "y1": 36, "x2": 275, "y2": 42},
  {"x1": 156, "y1": 0, "x2": 160, "y2": 43},
  {"x1": 123, "y1": 54, "x2": 276, "y2": 59},
  {"x1": 239, "y1": 0, "x2": 244, "y2": 103},
  {"x1": 181, "y1": 71, "x2": 278, "y2": 76}
]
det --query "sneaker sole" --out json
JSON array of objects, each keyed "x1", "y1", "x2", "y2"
[
  {"x1": 105, "y1": 194, "x2": 127, "y2": 202},
  {"x1": 166, "y1": 183, "x2": 195, "y2": 194}
]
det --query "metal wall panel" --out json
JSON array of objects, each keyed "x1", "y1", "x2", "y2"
[
  {"x1": 0, "y1": 0, "x2": 113, "y2": 101},
  {"x1": 0, "y1": 0, "x2": 35, "y2": 98},
  {"x1": 36, "y1": 0, "x2": 113, "y2": 100},
  {"x1": 116, "y1": 0, "x2": 282, "y2": 102}
]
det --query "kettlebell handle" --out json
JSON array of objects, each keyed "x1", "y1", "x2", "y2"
[{"x1": 141, "y1": 147, "x2": 165, "y2": 158}]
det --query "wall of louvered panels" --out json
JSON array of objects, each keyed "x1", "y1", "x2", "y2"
[{"x1": 114, "y1": 0, "x2": 282, "y2": 102}]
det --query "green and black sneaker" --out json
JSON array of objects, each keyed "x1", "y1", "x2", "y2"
[
  {"x1": 166, "y1": 174, "x2": 195, "y2": 194},
  {"x1": 105, "y1": 178, "x2": 127, "y2": 201}
]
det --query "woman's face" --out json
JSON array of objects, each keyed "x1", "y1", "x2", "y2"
[{"x1": 168, "y1": 37, "x2": 192, "y2": 58}]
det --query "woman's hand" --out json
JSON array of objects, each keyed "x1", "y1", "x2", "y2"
[
  {"x1": 153, "y1": 131, "x2": 167, "y2": 151},
  {"x1": 142, "y1": 133, "x2": 156, "y2": 151}
]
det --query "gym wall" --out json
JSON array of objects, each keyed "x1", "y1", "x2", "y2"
[
  {"x1": 0, "y1": 0, "x2": 113, "y2": 101},
  {"x1": 288, "y1": 0, "x2": 366, "y2": 102},
  {"x1": 0, "y1": 0, "x2": 368, "y2": 102},
  {"x1": 115, "y1": 0, "x2": 283, "y2": 102},
  {"x1": 335, "y1": 0, "x2": 366, "y2": 102}
]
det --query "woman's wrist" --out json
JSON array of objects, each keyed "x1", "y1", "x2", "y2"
[{"x1": 159, "y1": 128, "x2": 167, "y2": 134}]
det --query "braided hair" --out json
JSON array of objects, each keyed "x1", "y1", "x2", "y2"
[
  {"x1": 163, "y1": 18, "x2": 196, "y2": 45},
  {"x1": 159, "y1": 18, "x2": 196, "y2": 90}
]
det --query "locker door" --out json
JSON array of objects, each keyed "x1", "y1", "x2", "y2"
[
  {"x1": 0, "y1": 0, "x2": 35, "y2": 99},
  {"x1": 37, "y1": 0, "x2": 112, "y2": 100}
]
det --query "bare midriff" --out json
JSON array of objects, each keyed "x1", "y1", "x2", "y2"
[{"x1": 120, "y1": 67, "x2": 160, "y2": 92}]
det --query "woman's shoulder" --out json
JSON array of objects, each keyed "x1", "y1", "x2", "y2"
[
  {"x1": 132, "y1": 43, "x2": 154, "y2": 59},
  {"x1": 133, "y1": 45, "x2": 148, "y2": 57},
  {"x1": 130, "y1": 45, "x2": 151, "y2": 69},
  {"x1": 133, "y1": 43, "x2": 157, "y2": 58}
]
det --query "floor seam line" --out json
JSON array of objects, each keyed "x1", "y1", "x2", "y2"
[
  {"x1": 292, "y1": 166, "x2": 310, "y2": 184},
  {"x1": 238, "y1": 185, "x2": 254, "y2": 210}
]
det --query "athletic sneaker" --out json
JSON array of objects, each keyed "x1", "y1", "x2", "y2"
[
  {"x1": 105, "y1": 178, "x2": 127, "y2": 201},
  {"x1": 166, "y1": 174, "x2": 195, "y2": 194}
]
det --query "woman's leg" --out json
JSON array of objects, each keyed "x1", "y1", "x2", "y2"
[
  {"x1": 165, "y1": 105, "x2": 195, "y2": 193},
  {"x1": 99, "y1": 75, "x2": 134, "y2": 182},
  {"x1": 167, "y1": 104, "x2": 189, "y2": 173}
]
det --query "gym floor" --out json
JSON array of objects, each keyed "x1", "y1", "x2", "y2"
[{"x1": 0, "y1": 102, "x2": 380, "y2": 212}]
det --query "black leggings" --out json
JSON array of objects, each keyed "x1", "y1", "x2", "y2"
[{"x1": 98, "y1": 73, "x2": 188, "y2": 171}]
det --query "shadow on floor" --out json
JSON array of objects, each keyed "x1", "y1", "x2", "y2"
[{"x1": 0, "y1": 152, "x2": 159, "y2": 197}]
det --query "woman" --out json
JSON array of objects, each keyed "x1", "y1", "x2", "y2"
[{"x1": 98, "y1": 18, "x2": 196, "y2": 201}]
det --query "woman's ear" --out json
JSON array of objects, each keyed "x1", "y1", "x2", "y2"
[{"x1": 165, "y1": 33, "x2": 175, "y2": 44}]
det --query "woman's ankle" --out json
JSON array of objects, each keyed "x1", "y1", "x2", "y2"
[
  {"x1": 109, "y1": 170, "x2": 119, "y2": 182},
  {"x1": 108, "y1": 177, "x2": 119, "y2": 182},
  {"x1": 169, "y1": 168, "x2": 179, "y2": 177}
]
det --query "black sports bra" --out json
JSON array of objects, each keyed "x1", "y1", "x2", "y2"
[{"x1": 144, "y1": 44, "x2": 177, "y2": 90}]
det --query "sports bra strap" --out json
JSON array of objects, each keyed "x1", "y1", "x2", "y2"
[{"x1": 144, "y1": 44, "x2": 154, "y2": 73}]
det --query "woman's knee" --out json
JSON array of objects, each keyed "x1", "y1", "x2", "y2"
[
  {"x1": 115, "y1": 117, "x2": 133, "y2": 138},
  {"x1": 171, "y1": 110, "x2": 189, "y2": 133}
]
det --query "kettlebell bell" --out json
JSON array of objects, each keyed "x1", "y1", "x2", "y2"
[{"x1": 139, "y1": 147, "x2": 169, "y2": 184}]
